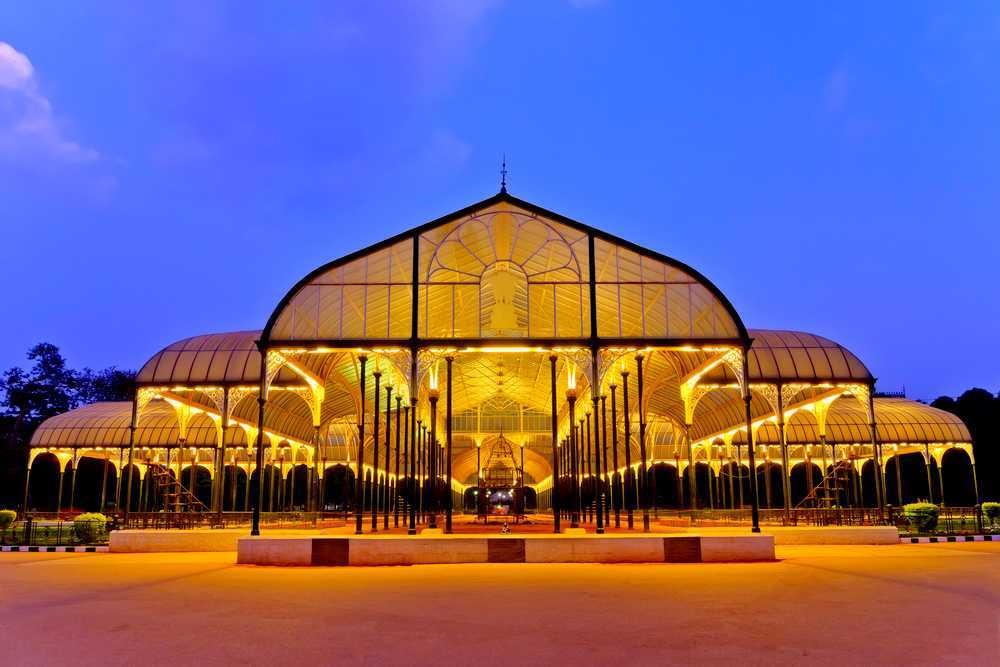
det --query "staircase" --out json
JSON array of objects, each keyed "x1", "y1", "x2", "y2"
[
  {"x1": 795, "y1": 460, "x2": 854, "y2": 509},
  {"x1": 148, "y1": 463, "x2": 208, "y2": 513}
]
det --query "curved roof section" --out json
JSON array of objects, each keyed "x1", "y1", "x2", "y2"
[
  {"x1": 136, "y1": 331, "x2": 299, "y2": 386},
  {"x1": 743, "y1": 398, "x2": 971, "y2": 446},
  {"x1": 264, "y1": 191, "x2": 748, "y2": 344},
  {"x1": 29, "y1": 401, "x2": 238, "y2": 449},
  {"x1": 701, "y1": 329, "x2": 873, "y2": 384}
]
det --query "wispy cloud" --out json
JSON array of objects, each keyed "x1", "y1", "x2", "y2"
[{"x1": 0, "y1": 42, "x2": 99, "y2": 164}]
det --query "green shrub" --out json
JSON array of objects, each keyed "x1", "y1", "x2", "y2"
[
  {"x1": 73, "y1": 512, "x2": 108, "y2": 543},
  {"x1": 903, "y1": 502, "x2": 939, "y2": 533},
  {"x1": 983, "y1": 502, "x2": 1000, "y2": 526},
  {"x1": 0, "y1": 509, "x2": 15, "y2": 530}
]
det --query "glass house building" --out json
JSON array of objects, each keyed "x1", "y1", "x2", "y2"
[{"x1": 25, "y1": 191, "x2": 978, "y2": 532}]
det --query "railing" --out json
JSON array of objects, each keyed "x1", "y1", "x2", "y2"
[
  {"x1": 120, "y1": 511, "x2": 350, "y2": 530},
  {"x1": 0, "y1": 515, "x2": 113, "y2": 546},
  {"x1": 890, "y1": 505, "x2": 987, "y2": 536},
  {"x1": 648, "y1": 507, "x2": 890, "y2": 527}
]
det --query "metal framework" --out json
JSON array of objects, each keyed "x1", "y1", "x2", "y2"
[{"x1": 23, "y1": 191, "x2": 981, "y2": 534}]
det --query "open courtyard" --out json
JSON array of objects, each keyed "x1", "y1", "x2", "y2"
[{"x1": 1, "y1": 542, "x2": 997, "y2": 665}]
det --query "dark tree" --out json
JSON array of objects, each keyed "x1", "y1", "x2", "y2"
[
  {"x1": 932, "y1": 388, "x2": 1000, "y2": 502},
  {"x1": 77, "y1": 367, "x2": 137, "y2": 404},
  {"x1": 0, "y1": 343, "x2": 136, "y2": 509}
]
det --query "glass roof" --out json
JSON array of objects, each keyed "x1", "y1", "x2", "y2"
[{"x1": 264, "y1": 192, "x2": 746, "y2": 344}]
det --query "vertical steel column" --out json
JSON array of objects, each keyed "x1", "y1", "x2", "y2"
[
  {"x1": 736, "y1": 444, "x2": 744, "y2": 508},
  {"x1": 354, "y1": 355, "x2": 367, "y2": 535},
  {"x1": 384, "y1": 384, "x2": 392, "y2": 530},
  {"x1": 123, "y1": 395, "x2": 139, "y2": 523},
  {"x1": 867, "y1": 388, "x2": 885, "y2": 518},
  {"x1": 549, "y1": 354, "x2": 560, "y2": 533},
  {"x1": 371, "y1": 370, "x2": 381, "y2": 531},
  {"x1": 609, "y1": 383, "x2": 621, "y2": 527},
  {"x1": 584, "y1": 412, "x2": 592, "y2": 522},
  {"x1": 567, "y1": 393, "x2": 580, "y2": 528},
  {"x1": 741, "y1": 349, "x2": 761, "y2": 533},
  {"x1": 408, "y1": 404, "x2": 418, "y2": 534},
  {"x1": 777, "y1": 384, "x2": 791, "y2": 515},
  {"x1": 621, "y1": 368, "x2": 634, "y2": 529},
  {"x1": 445, "y1": 356, "x2": 454, "y2": 533},
  {"x1": 99, "y1": 450, "x2": 110, "y2": 512},
  {"x1": 592, "y1": 393, "x2": 604, "y2": 534},
  {"x1": 600, "y1": 394, "x2": 610, "y2": 526},
  {"x1": 394, "y1": 395, "x2": 402, "y2": 527},
  {"x1": 428, "y1": 396, "x2": 438, "y2": 529},
  {"x1": 251, "y1": 347, "x2": 269, "y2": 536},
  {"x1": 22, "y1": 464, "x2": 31, "y2": 515},
  {"x1": 636, "y1": 353, "x2": 650, "y2": 532},
  {"x1": 923, "y1": 444, "x2": 934, "y2": 505},
  {"x1": 686, "y1": 429, "x2": 697, "y2": 510}
]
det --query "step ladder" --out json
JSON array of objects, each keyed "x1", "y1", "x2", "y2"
[
  {"x1": 148, "y1": 463, "x2": 208, "y2": 513},
  {"x1": 795, "y1": 459, "x2": 854, "y2": 509}
]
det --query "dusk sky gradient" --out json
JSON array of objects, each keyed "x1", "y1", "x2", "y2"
[{"x1": 1, "y1": 1, "x2": 997, "y2": 401}]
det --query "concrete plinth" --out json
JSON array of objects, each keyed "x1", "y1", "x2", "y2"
[
  {"x1": 236, "y1": 533, "x2": 776, "y2": 566},
  {"x1": 110, "y1": 529, "x2": 245, "y2": 553}
]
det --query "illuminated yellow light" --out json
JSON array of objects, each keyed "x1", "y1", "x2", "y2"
[{"x1": 428, "y1": 360, "x2": 440, "y2": 391}]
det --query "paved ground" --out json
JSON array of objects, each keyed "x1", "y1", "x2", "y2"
[{"x1": 1, "y1": 543, "x2": 997, "y2": 665}]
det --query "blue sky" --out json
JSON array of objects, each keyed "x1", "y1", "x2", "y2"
[{"x1": 0, "y1": 1, "x2": 997, "y2": 400}]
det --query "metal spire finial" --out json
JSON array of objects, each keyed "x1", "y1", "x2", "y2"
[{"x1": 500, "y1": 154, "x2": 508, "y2": 193}]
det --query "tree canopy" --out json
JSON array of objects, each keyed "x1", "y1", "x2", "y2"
[
  {"x1": 0, "y1": 343, "x2": 136, "y2": 508},
  {"x1": 932, "y1": 388, "x2": 999, "y2": 502}
]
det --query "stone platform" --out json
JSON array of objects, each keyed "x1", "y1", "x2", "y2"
[{"x1": 236, "y1": 533, "x2": 775, "y2": 566}]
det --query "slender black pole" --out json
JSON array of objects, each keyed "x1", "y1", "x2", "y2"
[
  {"x1": 636, "y1": 353, "x2": 650, "y2": 532},
  {"x1": 592, "y1": 394, "x2": 605, "y2": 534},
  {"x1": 429, "y1": 392, "x2": 438, "y2": 529},
  {"x1": 585, "y1": 412, "x2": 593, "y2": 522},
  {"x1": 622, "y1": 368, "x2": 634, "y2": 529},
  {"x1": 601, "y1": 394, "x2": 610, "y2": 526},
  {"x1": 123, "y1": 395, "x2": 139, "y2": 524},
  {"x1": 394, "y1": 395, "x2": 402, "y2": 527},
  {"x1": 445, "y1": 356, "x2": 454, "y2": 533},
  {"x1": 251, "y1": 347, "x2": 268, "y2": 536},
  {"x1": 568, "y1": 393, "x2": 580, "y2": 528},
  {"x1": 371, "y1": 371, "x2": 381, "y2": 531},
  {"x1": 384, "y1": 384, "x2": 392, "y2": 530},
  {"x1": 355, "y1": 355, "x2": 367, "y2": 535},
  {"x1": 408, "y1": 402, "x2": 417, "y2": 534},
  {"x1": 741, "y1": 349, "x2": 761, "y2": 533},
  {"x1": 610, "y1": 383, "x2": 621, "y2": 527},
  {"x1": 549, "y1": 355, "x2": 560, "y2": 533}
]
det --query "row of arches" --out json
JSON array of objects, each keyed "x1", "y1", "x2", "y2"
[
  {"x1": 552, "y1": 448, "x2": 978, "y2": 512},
  {"x1": 24, "y1": 454, "x2": 493, "y2": 515}
]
